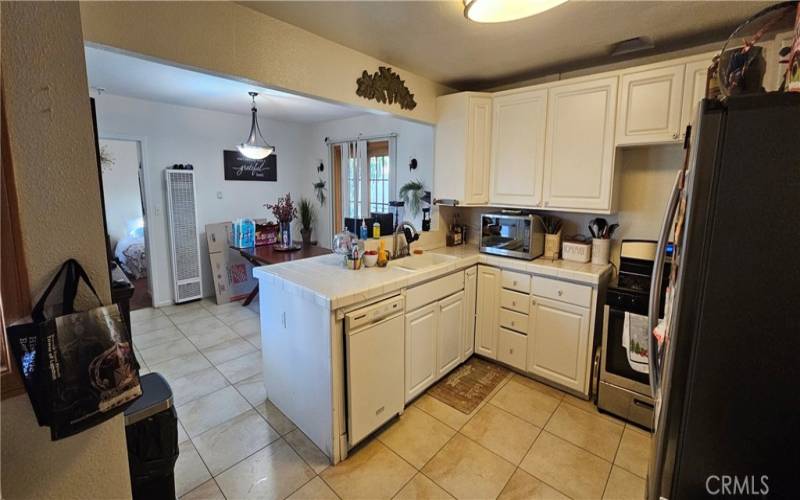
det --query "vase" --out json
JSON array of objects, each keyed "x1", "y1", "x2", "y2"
[
  {"x1": 300, "y1": 228, "x2": 312, "y2": 246},
  {"x1": 279, "y1": 220, "x2": 292, "y2": 247},
  {"x1": 592, "y1": 238, "x2": 611, "y2": 265},
  {"x1": 544, "y1": 231, "x2": 561, "y2": 260}
]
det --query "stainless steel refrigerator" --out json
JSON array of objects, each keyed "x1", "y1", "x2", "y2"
[{"x1": 647, "y1": 92, "x2": 800, "y2": 499}]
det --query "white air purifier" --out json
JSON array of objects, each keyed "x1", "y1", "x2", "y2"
[{"x1": 164, "y1": 169, "x2": 203, "y2": 303}]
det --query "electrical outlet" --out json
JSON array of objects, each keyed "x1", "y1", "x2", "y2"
[{"x1": 217, "y1": 191, "x2": 223, "y2": 199}]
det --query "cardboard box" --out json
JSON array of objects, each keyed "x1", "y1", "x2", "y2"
[{"x1": 206, "y1": 222, "x2": 258, "y2": 304}]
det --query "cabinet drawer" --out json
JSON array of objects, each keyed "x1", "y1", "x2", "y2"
[
  {"x1": 498, "y1": 328, "x2": 527, "y2": 371},
  {"x1": 532, "y1": 276, "x2": 591, "y2": 308},
  {"x1": 406, "y1": 271, "x2": 464, "y2": 311},
  {"x1": 501, "y1": 270, "x2": 531, "y2": 293},
  {"x1": 499, "y1": 308, "x2": 528, "y2": 334},
  {"x1": 500, "y1": 289, "x2": 529, "y2": 314}
]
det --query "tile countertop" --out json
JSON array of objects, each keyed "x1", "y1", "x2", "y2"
[{"x1": 253, "y1": 245, "x2": 612, "y2": 311}]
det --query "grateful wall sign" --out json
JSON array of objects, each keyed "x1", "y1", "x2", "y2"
[
  {"x1": 223, "y1": 150, "x2": 277, "y2": 182},
  {"x1": 356, "y1": 66, "x2": 417, "y2": 110}
]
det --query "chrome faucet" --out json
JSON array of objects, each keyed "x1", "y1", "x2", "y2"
[{"x1": 393, "y1": 221, "x2": 419, "y2": 259}]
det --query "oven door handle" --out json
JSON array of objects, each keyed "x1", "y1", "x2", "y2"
[{"x1": 648, "y1": 170, "x2": 682, "y2": 398}]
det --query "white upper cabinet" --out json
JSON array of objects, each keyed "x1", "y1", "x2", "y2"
[
  {"x1": 616, "y1": 64, "x2": 685, "y2": 145},
  {"x1": 543, "y1": 76, "x2": 618, "y2": 212},
  {"x1": 434, "y1": 93, "x2": 492, "y2": 205},
  {"x1": 680, "y1": 59, "x2": 710, "y2": 138},
  {"x1": 490, "y1": 89, "x2": 548, "y2": 206}
]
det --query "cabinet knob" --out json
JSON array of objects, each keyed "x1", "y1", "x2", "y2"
[
  {"x1": 511, "y1": 321, "x2": 515, "y2": 326},
  {"x1": 672, "y1": 132, "x2": 679, "y2": 140},
  {"x1": 512, "y1": 301, "x2": 517, "y2": 306},
  {"x1": 510, "y1": 348, "x2": 514, "y2": 354},
  {"x1": 558, "y1": 290, "x2": 563, "y2": 296},
  {"x1": 513, "y1": 280, "x2": 518, "y2": 286},
  {"x1": 531, "y1": 299, "x2": 536, "y2": 306}
]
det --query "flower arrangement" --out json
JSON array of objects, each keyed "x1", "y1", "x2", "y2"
[{"x1": 265, "y1": 193, "x2": 297, "y2": 223}]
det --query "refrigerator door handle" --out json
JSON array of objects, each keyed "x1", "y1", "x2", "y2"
[{"x1": 648, "y1": 169, "x2": 682, "y2": 398}]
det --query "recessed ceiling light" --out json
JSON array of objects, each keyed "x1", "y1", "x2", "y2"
[{"x1": 464, "y1": 0, "x2": 568, "y2": 23}]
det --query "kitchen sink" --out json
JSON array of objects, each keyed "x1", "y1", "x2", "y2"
[{"x1": 388, "y1": 253, "x2": 459, "y2": 271}]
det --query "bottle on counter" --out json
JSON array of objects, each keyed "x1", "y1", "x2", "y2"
[
  {"x1": 372, "y1": 221, "x2": 381, "y2": 239},
  {"x1": 359, "y1": 219, "x2": 368, "y2": 240}
]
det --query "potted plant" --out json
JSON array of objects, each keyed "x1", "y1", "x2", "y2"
[
  {"x1": 299, "y1": 197, "x2": 316, "y2": 246},
  {"x1": 265, "y1": 193, "x2": 297, "y2": 248},
  {"x1": 399, "y1": 180, "x2": 426, "y2": 218}
]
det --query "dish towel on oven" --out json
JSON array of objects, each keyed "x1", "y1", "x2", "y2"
[{"x1": 622, "y1": 312, "x2": 650, "y2": 374}]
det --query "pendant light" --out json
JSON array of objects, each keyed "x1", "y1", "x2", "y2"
[
  {"x1": 237, "y1": 92, "x2": 275, "y2": 160},
  {"x1": 464, "y1": 0, "x2": 567, "y2": 23}
]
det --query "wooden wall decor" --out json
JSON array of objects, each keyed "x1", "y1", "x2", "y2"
[{"x1": 356, "y1": 67, "x2": 417, "y2": 110}]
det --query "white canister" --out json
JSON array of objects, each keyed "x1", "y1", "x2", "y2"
[
  {"x1": 562, "y1": 240, "x2": 592, "y2": 263},
  {"x1": 592, "y1": 238, "x2": 611, "y2": 265}
]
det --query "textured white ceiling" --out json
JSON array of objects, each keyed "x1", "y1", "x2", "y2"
[
  {"x1": 84, "y1": 46, "x2": 369, "y2": 123},
  {"x1": 242, "y1": 0, "x2": 773, "y2": 90}
]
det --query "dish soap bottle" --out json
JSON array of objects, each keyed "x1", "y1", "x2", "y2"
[
  {"x1": 359, "y1": 219, "x2": 368, "y2": 240},
  {"x1": 372, "y1": 221, "x2": 381, "y2": 239},
  {"x1": 377, "y1": 240, "x2": 388, "y2": 267}
]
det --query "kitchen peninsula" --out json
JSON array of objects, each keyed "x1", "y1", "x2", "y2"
[{"x1": 253, "y1": 245, "x2": 611, "y2": 464}]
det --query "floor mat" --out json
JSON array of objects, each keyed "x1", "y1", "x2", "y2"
[{"x1": 426, "y1": 357, "x2": 510, "y2": 414}]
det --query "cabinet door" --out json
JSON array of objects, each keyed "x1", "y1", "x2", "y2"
[
  {"x1": 543, "y1": 76, "x2": 617, "y2": 212},
  {"x1": 616, "y1": 64, "x2": 685, "y2": 145},
  {"x1": 527, "y1": 296, "x2": 590, "y2": 393},
  {"x1": 437, "y1": 291, "x2": 464, "y2": 377},
  {"x1": 463, "y1": 266, "x2": 477, "y2": 360},
  {"x1": 465, "y1": 96, "x2": 493, "y2": 205},
  {"x1": 475, "y1": 265, "x2": 500, "y2": 359},
  {"x1": 405, "y1": 304, "x2": 438, "y2": 402},
  {"x1": 680, "y1": 60, "x2": 709, "y2": 137},
  {"x1": 490, "y1": 90, "x2": 547, "y2": 206}
]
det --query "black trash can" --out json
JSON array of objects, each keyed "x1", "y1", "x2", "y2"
[{"x1": 124, "y1": 373, "x2": 179, "y2": 500}]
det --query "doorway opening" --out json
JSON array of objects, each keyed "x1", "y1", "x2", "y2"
[{"x1": 98, "y1": 137, "x2": 153, "y2": 310}]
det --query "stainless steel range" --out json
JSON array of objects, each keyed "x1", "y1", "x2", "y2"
[{"x1": 597, "y1": 239, "x2": 671, "y2": 430}]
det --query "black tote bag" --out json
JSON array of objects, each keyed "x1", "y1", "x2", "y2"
[{"x1": 7, "y1": 259, "x2": 142, "y2": 440}]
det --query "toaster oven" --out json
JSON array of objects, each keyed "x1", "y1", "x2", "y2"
[{"x1": 480, "y1": 212, "x2": 545, "y2": 260}]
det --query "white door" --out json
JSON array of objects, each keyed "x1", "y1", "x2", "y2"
[
  {"x1": 490, "y1": 89, "x2": 547, "y2": 206},
  {"x1": 462, "y1": 266, "x2": 477, "y2": 360},
  {"x1": 437, "y1": 291, "x2": 464, "y2": 376},
  {"x1": 542, "y1": 76, "x2": 618, "y2": 212},
  {"x1": 527, "y1": 296, "x2": 590, "y2": 393},
  {"x1": 405, "y1": 304, "x2": 438, "y2": 402},
  {"x1": 475, "y1": 265, "x2": 500, "y2": 359},
  {"x1": 465, "y1": 96, "x2": 493, "y2": 205},
  {"x1": 616, "y1": 64, "x2": 685, "y2": 145},
  {"x1": 680, "y1": 60, "x2": 710, "y2": 137}
]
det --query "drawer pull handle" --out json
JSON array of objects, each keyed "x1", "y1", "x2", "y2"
[
  {"x1": 513, "y1": 280, "x2": 518, "y2": 286},
  {"x1": 510, "y1": 348, "x2": 514, "y2": 354},
  {"x1": 511, "y1": 321, "x2": 515, "y2": 326}
]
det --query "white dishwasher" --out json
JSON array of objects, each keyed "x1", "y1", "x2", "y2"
[{"x1": 345, "y1": 295, "x2": 405, "y2": 446}]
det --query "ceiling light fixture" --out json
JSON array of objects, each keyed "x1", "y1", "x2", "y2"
[
  {"x1": 464, "y1": 0, "x2": 568, "y2": 23},
  {"x1": 237, "y1": 92, "x2": 275, "y2": 160}
]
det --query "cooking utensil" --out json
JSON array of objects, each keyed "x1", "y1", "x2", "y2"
[{"x1": 607, "y1": 223, "x2": 620, "y2": 238}]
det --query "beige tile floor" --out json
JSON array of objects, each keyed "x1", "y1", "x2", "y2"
[{"x1": 131, "y1": 300, "x2": 651, "y2": 500}]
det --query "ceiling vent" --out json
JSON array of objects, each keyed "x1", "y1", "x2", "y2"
[{"x1": 610, "y1": 37, "x2": 655, "y2": 57}]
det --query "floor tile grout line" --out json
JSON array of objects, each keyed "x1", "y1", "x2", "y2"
[{"x1": 495, "y1": 390, "x2": 569, "y2": 500}]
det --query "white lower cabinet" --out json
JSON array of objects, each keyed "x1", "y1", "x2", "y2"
[
  {"x1": 475, "y1": 265, "x2": 501, "y2": 359},
  {"x1": 405, "y1": 303, "x2": 438, "y2": 402},
  {"x1": 463, "y1": 267, "x2": 477, "y2": 359},
  {"x1": 405, "y1": 288, "x2": 467, "y2": 403},
  {"x1": 527, "y1": 296, "x2": 591, "y2": 393},
  {"x1": 497, "y1": 328, "x2": 527, "y2": 371},
  {"x1": 437, "y1": 292, "x2": 464, "y2": 376}
]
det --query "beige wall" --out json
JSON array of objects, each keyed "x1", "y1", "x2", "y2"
[
  {"x1": 79, "y1": 1, "x2": 450, "y2": 124},
  {"x1": 1, "y1": 2, "x2": 132, "y2": 499}
]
